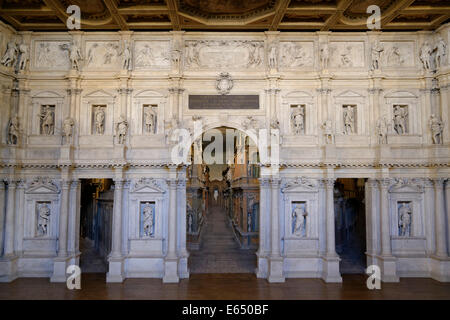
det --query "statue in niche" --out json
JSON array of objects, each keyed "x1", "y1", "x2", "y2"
[
  {"x1": 320, "y1": 43, "x2": 329, "y2": 69},
  {"x1": 39, "y1": 105, "x2": 55, "y2": 135},
  {"x1": 435, "y1": 37, "x2": 447, "y2": 68},
  {"x1": 343, "y1": 105, "x2": 355, "y2": 134},
  {"x1": 142, "y1": 202, "x2": 154, "y2": 237},
  {"x1": 376, "y1": 116, "x2": 389, "y2": 145},
  {"x1": 63, "y1": 41, "x2": 82, "y2": 71},
  {"x1": 1, "y1": 41, "x2": 18, "y2": 67},
  {"x1": 292, "y1": 203, "x2": 307, "y2": 237},
  {"x1": 17, "y1": 43, "x2": 29, "y2": 71},
  {"x1": 340, "y1": 46, "x2": 352, "y2": 67},
  {"x1": 115, "y1": 115, "x2": 128, "y2": 144},
  {"x1": 268, "y1": 42, "x2": 278, "y2": 69},
  {"x1": 37, "y1": 203, "x2": 51, "y2": 237},
  {"x1": 398, "y1": 203, "x2": 412, "y2": 237},
  {"x1": 62, "y1": 117, "x2": 75, "y2": 145},
  {"x1": 122, "y1": 40, "x2": 132, "y2": 71},
  {"x1": 371, "y1": 41, "x2": 384, "y2": 70},
  {"x1": 7, "y1": 114, "x2": 19, "y2": 145},
  {"x1": 291, "y1": 105, "x2": 305, "y2": 135},
  {"x1": 429, "y1": 114, "x2": 444, "y2": 145},
  {"x1": 393, "y1": 105, "x2": 408, "y2": 135},
  {"x1": 322, "y1": 120, "x2": 334, "y2": 144},
  {"x1": 94, "y1": 107, "x2": 105, "y2": 135},
  {"x1": 144, "y1": 106, "x2": 156, "y2": 133},
  {"x1": 420, "y1": 42, "x2": 433, "y2": 71}
]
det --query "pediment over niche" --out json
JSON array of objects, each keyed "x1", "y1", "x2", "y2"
[
  {"x1": 335, "y1": 90, "x2": 364, "y2": 98},
  {"x1": 284, "y1": 90, "x2": 312, "y2": 98},
  {"x1": 32, "y1": 91, "x2": 63, "y2": 99},
  {"x1": 281, "y1": 177, "x2": 318, "y2": 193},
  {"x1": 389, "y1": 178, "x2": 424, "y2": 193},
  {"x1": 132, "y1": 178, "x2": 166, "y2": 193},
  {"x1": 134, "y1": 90, "x2": 165, "y2": 98},
  {"x1": 385, "y1": 91, "x2": 417, "y2": 99},
  {"x1": 26, "y1": 177, "x2": 59, "y2": 194},
  {"x1": 84, "y1": 89, "x2": 116, "y2": 99}
]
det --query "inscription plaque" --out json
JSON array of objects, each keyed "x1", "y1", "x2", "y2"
[{"x1": 189, "y1": 95, "x2": 259, "y2": 110}]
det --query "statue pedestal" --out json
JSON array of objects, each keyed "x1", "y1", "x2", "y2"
[
  {"x1": 376, "y1": 144, "x2": 391, "y2": 162},
  {"x1": 323, "y1": 144, "x2": 337, "y2": 164},
  {"x1": 59, "y1": 144, "x2": 74, "y2": 161},
  {"x1": 113, "y1": 145, "x2": 126, "y2": 160}
]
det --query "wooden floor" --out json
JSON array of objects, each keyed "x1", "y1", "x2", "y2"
[{"x1": 0, "y1": 273, "x2": 449, "y2": 300}]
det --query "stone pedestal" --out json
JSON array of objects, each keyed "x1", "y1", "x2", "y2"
[
  {"x1": 430, "y1": 256, "x2": 450, "y2": 282},
  {"x1": 268, "y1": 256, "x2": 285, "y2": 283},
  {"x1": 322, "y1": 256, "x2": 342, "y2": 283},
  {"x1": 106, "y1": 257, "x2": 124, "y2": 283},
  {"x1": 50, "y1": 256, "x2": 71, "y2": 282},
  {"x1": 0, "y1": 255, "x2": 18, "y2": 282},
  {"x1": 163, "y1": 258, "x2": 179, "y2": 283},
  {"x1": 324, "y1": 144, "x2": 337, "y2": 162},
  {"x1": 376, "y1": 144, "x2": 391, "y2": 160},
  {"x1": 59, "y1": 145, "x2": 74, "y2": 160},
  {"x1": 178, "y1": 255, "x2": 189, "y2": 279},
  {"x1": 376, "y1": 255, "x2": 400, "y2": 282},
  {"x1": 256, "y1": 253, "x2": 269, "y2": 278},
  {"x1": 114, "y1": 145, "x2": 126, "y2": 159}
]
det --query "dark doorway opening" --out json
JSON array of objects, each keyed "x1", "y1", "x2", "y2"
[
  {"x1": 334, "y1": 178, "x2": 367, "y2": 274},
  {"x1": 79, "y1": 179, "x2": 114, "y2": 273}
]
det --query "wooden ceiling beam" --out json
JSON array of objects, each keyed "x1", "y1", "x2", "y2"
[
  {"x1": 321, "y1": 0, "x2": 354, "y2": 31},
  {"x1": 269, "y1": 0, "x2": 291, "y2": 31},
  {"x1": 41, "y1": 0, "x2": 69, "y2": 25},
  {"x1": 165, "y1": 0, "x2": 181, "y2": 31},
  {"x1": 103, "y1": 0, "x2": 128, "y2": 30},
  {"x1": 381, "y1": 0, "x2": 416, "y2": 25}
]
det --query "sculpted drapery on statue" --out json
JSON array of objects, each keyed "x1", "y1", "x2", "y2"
[
  {"x1": 393, "y1": 105, "x2": 408, "y2": 134},
  {"x1": 291, "y1": 105, "x2": 305, "y2": 135},
  {"x1": 37, "y1": 203, "x2": 51, "y2": 237},
  {"x1": 39, "y1": 105, "x2": 55, "y2": 135},
  {"x1": 343, "y1": 105, "x2": 355, "y2": 135},
  {"x1": 420, "y1": 42, "x2": 432, "y2": 71},
  {"x1": 62, "y1": 117, "x2": 75, "y2": 144},
  {"x1": 116, "y1": 115, "x2": 128, "y2": 144},
  {"x1": 292, "y1": 203, "x2": 307, "y2": 237},
  {"x1": 429, "y1": 114, "x2": 444, "y2": 145},
  {"x1": 1, "y1": 41, "x2": 18, "y2": 67},
  {"x1": 376, "y1": 115, "x2": 389, "y2": 144},
  {"x1": 144, "y1": 106, "x2": 156, "y2": 134},
  {"x1": 142, "y1": 202, "x2": 154, "y2": 237},
  {"x1": 371, "y1": 40, "x2": 384, "y2": 71},
  {"x1": 398, "y1": 202, "x2": 412, "y2": 237},
  {"x1": 435, "y1": 37, "x2": 447, "y2": 68},
  {"x1": 7, "y1": 115, "x2": 19, "y2": 145},
  {"x1": 94, "y1": 107, "x2": 105, "y2": 135},
  {"x1": 320, "y1": 43, "x2": 329, "y2": 69}
]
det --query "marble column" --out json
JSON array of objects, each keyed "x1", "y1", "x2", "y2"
[
  {"x1": 433, "y1": 179, "x2": 447, "y2": 258},
  {"x1": 106, "y1": 179, "x2": 125, "y2": 283},
  {"x1": 177, "y1": 176, "x2": 189, "y2": 279},
  {"x1": 256, "y1": 177, "x2": 270, "y2": 278},
  {"x1": 164, "y1": 177, "x2": 179, "y2": 283},
  {"x1": 0, "y1": 181, "x2": 5, "y2": 256},
  {"x1": 446, "y1": 180, "x2": 450, "y2": 257},
  {"x1": 424, "y1": 179, "x2": 435, "y2": 255},
  {"x1": 67, "y1": 180, "x2": 81, "y2": 265},
  {"x1": 268, "y1": 178, "x2": 284, "y2": 283},
  {"x1": 365, "y1": 179, "x2": 379, "y2": 265}
]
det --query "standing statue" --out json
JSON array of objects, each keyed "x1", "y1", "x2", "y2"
[
  {"x1": 64, "y1": 41, "x2": 82, "y2": 71},
  {"x1": 37, "y1": 203, "x2": 51, "y2": 236},
  {"x1": 393, "y1": 105, "x2": 408, "y2": 134},
  {"x1": 398, "y1": 203, "x2": 412, "y2": 237},
  {"x1": 142, "y1": 202, "x2": 154, "y2": 237},
  {"x1": 291, "y1": 105, "x2": 305, "y2": 135},
  {"x1": 292, "y1": 204, "x2": 307, "y2": 237},
  {"x1": 320, "y1": 43, "x2": 329, "y2": 69},
  {"x1": 268, "y1": 43, "x2": 277, "y2": 69},
  {"x1": 429, "y1": 114, "x2": 444, "y2": 145},
  {"x1": 17, "y1": 43, "x2": 29, "y2": 71},
  {"x1": 122, "y1": 40, "x2": 132, "y2": 71},
  {"x1": 7, "y1": 115, "x2": 20, "y2": 145},
  {"x1": 343, "y1": 106, "x2": 355, "y2": 134},
  {"x1": 1, "y1": 41, "x2": 18, "y2": 67},
  {"x1": 39, "y1": 105, "x2": 55, "y2": 135},
  {"x1": 144, "y1": 107, "x2": 156, "y2": 133},
  {"x1": 435, "y1": 37, "x2": 447, "y2": 69},
  {"x1": 371, "y1": 40, "x2": 384, "y2": 70},
  {"x1": 420, "y1": 42, "x2": 432, "y2": 71},
  {"x1": 115, "y1": 115, "x2": 128, "y2": 144},
  {"x1": 322, "y1": 120, "x2": 334, "y2": 144},
  {"x1": 94, "y1": 107, "x2": 105, "y2": 134},
  {"x1": 62, "y1": 117, "x2": 75, "y2": 145},
  {"x1": 376, "y1": 116, "x2": 389, "y2": 144}
]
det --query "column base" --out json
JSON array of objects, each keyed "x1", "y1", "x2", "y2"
[
  {"x1": 321, "y1": 255, "x2": 342, "y2": 283},
  {"x1": 163, "y1": 257, "x2": 179, "y2": 283},
  {"x1": 106, "y1": 257, "x2": 124, "y2": 283},
  {"x1": 178, "y1": 253, "x2": 190, "y2": 279},
  {"x1": 430, "y1": 255, "x2": 450, "y2": 282},
  {"x1": 376, "y1": 255, "x2": 399, "y2": 282},
  {"x1": 255, "y1": 252, "x2": 269, "y2": 278},
  {"x1": 268, "y1": 256, "x2": 285, "y2": 283},
  {"x1": 50, "y1": 256, "x2": 71, "y2": 282},
  {"x1": 0, "y1": 255, "x2": 19, "y2": 283}
]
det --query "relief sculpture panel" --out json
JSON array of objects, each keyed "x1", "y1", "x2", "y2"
[
  {"x1": 329, "y1": 42, "x2": 365, "y2": 68},
  {"x1": 85, "y1": 41, "x2": 120, "y2": 69},
  {"x1": 380, "y1": 42, "x2": 414, "y2": 67},
  {"x1": 34, "y1": 40, "x2": 70, "y2": 70},
  {"x1": 134, "y1": 40, "x2": 171, "y2": 69},
  {"x1": 279, "y1": 41, "x2": 314, "y2": 68}
]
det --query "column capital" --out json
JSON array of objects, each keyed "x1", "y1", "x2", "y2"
[
  {"x1": 258, "y1": 177, "x2": 271, "y2": 187},
  {"x1": 265, "y1": 88, "x2": 280, "y2": 95},
  {"x1": 378, "y1": 178, "x2": 391, "y2": 188},
  {"x1": 366, "y1": 178, "x2": 378, "y2": 187},
  {"x1": 423, "y1": 178, "x2": 434, "y2": 187},
  {"x1": 323, "y1": 178, "x2": 336, "y2": 188},
  {"x1": 433, "y1": 178, "x2": 446, "y2": 188},
  {"x1": 114, "y1": 179, "x2": 125, "y2": 189},
  {"x1": 5, "y1": 179, "x2": 17, "y2": 188},
  {"x1": 269, "y1": 178, "x2": 281, "y2": 186},
  {"x1": 70, "y1": 179, "x2": 80, "y2": 188},
  {"x1": 16, "y1": 179, "x2": 27, "y2": 189},
  {"x1": 61, "y1": 179, "x2": 71, "y2": 190},
  {"x1": 169, "y1": 87, "x2": 184, "y2": 94},
  {"x1": 168, "y1": 178, "x2": 178, "y2": 188}
]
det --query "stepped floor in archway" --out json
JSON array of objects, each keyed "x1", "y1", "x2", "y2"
[{"x1": 189, "y1": 206, "x2": 256, "y2": 273}]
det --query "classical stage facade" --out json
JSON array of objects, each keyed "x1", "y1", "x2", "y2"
[{"x1": 0, "y1": 21, "x2": 449, "y2": 284}]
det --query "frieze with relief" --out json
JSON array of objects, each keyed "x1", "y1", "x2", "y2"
[
  {"x1": 279, "y1": 41, "x2": 314, "y2": 68},
  {"x1": 134, "y1": 40, "x2": 171, "y2": 69},
  {"x1": 34, "y1": 41, "x2": 70, "y2": 70},
  {"x1": 380, "y1": 42, "x2": 414, "y2": 67},
  {"x1": 85, "y1": 41, "x2": 120, "y2": 69},
  {"x1": 329, "y1": 42, "x2": 365, "y2": 68}
]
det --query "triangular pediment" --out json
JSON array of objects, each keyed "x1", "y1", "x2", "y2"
[
  {"x1": 132, "y1": 178, "x2": 166, "y2": 193},
  {"x1": 284, "y1": 90, "x2": 312, "y2": 98},
  {"x1": 27, "y1": 184, "x2": 59, "y2": 194},
  {"x1": 32, "y1": 91, "x2": 63, "y2": 98},
  {"x1": 282, "y1": 178, "x2": 318, "y2": 193},
  {"x1": 84, "y1": 89, "x2": 115, "y2": 98},
  {"x1": 385, "y1": 91, "x2": 417, "y2": 98},
  {"x1": 336, "y1": 90, "x2": 364, "y2": 98},
  {"x1": 134, "y1": 89, "x2": 165, "y2": 98}
]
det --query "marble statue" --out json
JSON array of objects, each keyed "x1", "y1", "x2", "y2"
[
  {"x1": 291, "y1": 105, "x2": 305, "y2": 135},
  {"x1": 122, "y1": 40, "x2": 132, "y2": 70},
  {"x1": 1, "y1": 41, "x2": 18, "y2": 67},
  {"x1": 435, "y1": 37, "x2": 447, "y2": 68},
  {"x1": 62, "y1": 117, "x2": 75, "y2": 144},
  {"x1": 65, "y1": 41, "x2": 82, "y2": 70},
  {"x1": 37, "y1": 203, "x2": 51, "y2": 236},
  {"x1": 322, "y1": 120, "x2": 334, "y2": 144},
  {"x1": 420, "y1": 42, "x2": 432, "y2": 71},
  {"x1": 247, "y1": 212, "x2": 252, "y2": 232},
  {"x1": 7, "y1": 114, "x2": 19, "y2": 145},
  {"x1": 214, "y1": 189, "x2": 218, "y2": 202},
  {"x1": 376, "y1": 116, "x2": 389, "y2": 144},
  {"x1": 116, "y1": 115, "x2": 128, "y2": 144},
  {"x1": 142, "y1": 202, "x2": 154, "y2": 237},
  {"x1": 292, "y1": 203, "x2": 307, "y2": 237},
  {"x1": 371, "y1": 40, "x2": 384, "y2": 70},
  {"x1": 393, "y1": 105, "x2": 408, "y2": 134},
  {"x1": 144, "y1": 107, "x2": 156, "y2": 133},
  {"x1": 398, "y1": 203, "x2": 412, "y2": 237},
  {"x1": 268, "y1": 43, "x2": 277, "y2": 69},
  {"x1": 171, "y1": 47, "x2": 181, "y2": 70},
  {"x1": 343, "y1": 106, "x2": 355, "y2": 134},
  {"x1": 320, "y1": 43, "x2": 329, "y2": 69},
  {"x1": 17, "y1": 43, "x2": 29, "y2": 71},
  {"x1": 94, "y1": 107, "x2": 105, "y2": 134},
  {"x1": 39, "y1": 105, "x2": 55, "y2": 135},
  {"x1": 188, "y1": 212, "x2": 193, "y2": 233},
  {"x1": 429, "y1": 114, "x2": 444, "y2": 145}
]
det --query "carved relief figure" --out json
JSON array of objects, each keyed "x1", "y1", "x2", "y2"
[
  {"x1": 37, "y1": 203, "x2": 51, "y2": 237},
  {"x1": 398, "y1": 203, "x2": 412, "y2": 237},
  {"x1": 116, "y1": 115, "x2": 128, "y2": 144},
  {"x1": 94, "y1": 107, "x2": 105, "y2": 134},
  {"x1": 247, "y1": 41, "x2": 263, "y2": 67},
  {"x1": 429, "y1": 114, "x2": 444, "y2": 145},
  {"x1": 320, "y1": 43, "x2": 329, "y2": 69},
  {"x1": 144, "y1": 106, "x2": 156, "y2": 134},
  {"x1": 292, "y1": 203, "x2": 307, "y2": 237},
  {"x1": 279, "y1": 42, "x2": 312, "y2": 68},
  {"x1": 122, "y1": 40, "x2": 132, "y2": 70},
  {"x1": 393, "y1": 105, "x2": 408, "y2": 134},
  {"x1": 268, "y1": 42, "x2": 278, "y2": 69},
  {"x1": 420, "y1": 42, "x2": 432, "y2": 71},
  {"x1": 376, "y1": 116, "x2": 389, "y2": 144},
  {"x1": 435, "y1": 37, "x2": 447, "y2": 68},
  {"x1": 62, "y1": 117, "x2": 75, "y2": 144},
  {"x1": 67, "y1": 41, "x2": 82, "y2": 70},
  {"x1": 371, "y1": 40, "x2": 384, "y2": 70},
  {"x1": 39, "y1": 105, "x2": 55, "y2": 135},
  {"x1": 142, "y1": 202, "x2": 154, "y2": 237},
  {"x1": 135, "y1": 41, "x2": 170, "y2": 69},
  {"x1": 343, "y1": 105, "x2": 355, "y2": 134},
  {"x1": 7, "y1": 115, "x2": 19, "y2": 145},
  {"x1": 340, "y1": 46, "x2": 353, "y2": 67},
  {"x1": 291, "y1": 105, "x2": 305, "y2": 135},
  {"x1": 1, "y1": 41, "x2": 18, "y2": 67},
  {"x1": 17, "y1": 43, "x2": 29, "y2": 71},
  {"x1": 185, "y1": 41, "x2": 200, "y2": 67},
  {"x1": 322, "y1": 120, "x2": 334, "y2": 144},
  {"x1": 36, "y1": 41, "x2": 70, "y2": 69}
]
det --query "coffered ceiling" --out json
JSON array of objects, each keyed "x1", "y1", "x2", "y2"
[{"x1": 0, "y1": 0, "x2": 448, "y2": 31}]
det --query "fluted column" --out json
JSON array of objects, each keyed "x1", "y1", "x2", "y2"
[
  {"x1": 379, "y1": 178, "x2": 392, "y2": 256},
  {"x1": 423, "y1": 179, "x2": 435, "y2": 254},
  {"x1": 57, "y1": 180, "x2": 71, "y2": 257},
  {"x1": 446, "y1": 180, "x2": 450, "y2": 255},
  {"x1": 270, "y1": 178, "x2": 280, "y2": 258},
  {"x1": 325, "y1": 178, "x2": 337, "y2": 257},
  {"x1": 0, "y1": 181, "x2": 5, "y2": 255},
  {"x1": 3, "y1": 180, "x2": 16, "y2": 256},
  {"x1": 433, "y1": 179, "x2": 447, "y2": 257},
  {"x1": 256, "y1": 177, "x2": 270, "y2": 278},
  {"x1": 110, "y1": 179, "x2": 124, "y2": 258},
  {"x1": 167, "y1": 178, "x2": 177, "y2": 259}
]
